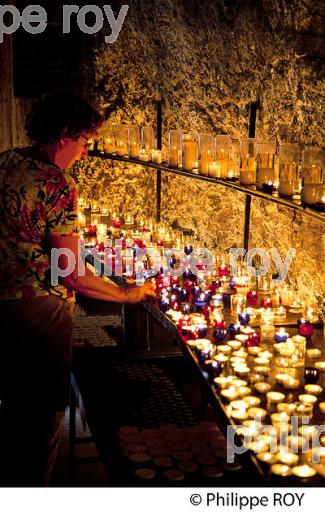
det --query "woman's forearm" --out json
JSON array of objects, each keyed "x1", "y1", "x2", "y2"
[{"x1": 65, "y1": 267, "x2": 129, "y2": 302}]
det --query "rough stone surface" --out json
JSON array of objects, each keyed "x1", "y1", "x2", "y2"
[{"x1": 75, "y1": 0, "x2": 325, "y2": 300}]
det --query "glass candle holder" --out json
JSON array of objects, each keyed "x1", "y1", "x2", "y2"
[
  {"x1": 215, "y1": 135, "x2": 231, "y2": 178},
  {"x1": 128, "y1": 125, "x2": 141, "y2": 158},
  {"x1": 168, "y1": 130, "x2": 182, "y2": 167},
  {"x1": 278, "y1": 143, "x2": 301, "y2": 198},
  {"x1": 240, "y1": 138, "x2": 257, "y2": 186},
  {"x1": 301, "y1": 147, "x2": 324, "y2": 207},
  {"x1": 115, "y1": 125, "x2": 129, "y2": 155},
  {"x1": 103, "y1": 125, "x2": 115, "y2": 154},
  {"x1": 256, "y1": 140, "x2": 276, "y2": 190},
  {"x1": 258, "y1": 274, "x2": 273, "y2": 294},
  {"x1": 182, "y1": 134, "x2": 198, "y2": 171},
  {"x1": 142, "y1": 126, "x2": 154, "y2": 158},
  {"x1": 230, "y1": 294, "x2": 247, "y2": 316},
  {"x1": 199, "y1": 134, "x2": 215, "y2": 176}
]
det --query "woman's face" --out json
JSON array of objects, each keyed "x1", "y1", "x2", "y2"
[{"x1": 59, "y1": 134, "x2": 92, "y2": 168}]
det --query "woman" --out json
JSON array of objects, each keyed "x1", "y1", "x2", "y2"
[{"x1": 0, "y1": 90, "x2": 155, "y2": 486}]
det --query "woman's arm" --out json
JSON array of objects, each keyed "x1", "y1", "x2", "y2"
[{"x1": 48, "y1": 235, "x2": 155, "y2": 303}]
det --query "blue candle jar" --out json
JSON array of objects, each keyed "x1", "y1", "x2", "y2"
[
  {"x1": 184, "y1": 244, "x2": 193, "y2": 255},
  {"x1": 274, "y1": 328, "x2": 289, "y2": 343},
  {"x1": 238, "y1": 312, "x2": 250, "y2": 325},
  {"x1": 213, "y1": 327, "x2": 227, "y2": 342},
  {"x1": 228, "y1": 322, "x2": 241, "y2": 339},
  {"x1": 204, "y1": 360, "x2": 222, "y2": 380},
  {"x1": 222, "y1": 293, "x2": 231, "y2": 308},
  {"x1": 197, "y1": 323, "x2": 208, "y2": 339},
  {"x1": 229, "y1": 279, "x2": 237, "y2": 289}
]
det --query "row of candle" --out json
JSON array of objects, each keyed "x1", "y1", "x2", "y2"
[{"x1": 93, "y1": 129, "x2": 324, "y2": 208}]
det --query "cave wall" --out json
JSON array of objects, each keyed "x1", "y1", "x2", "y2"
[{"x1": 75, "y1": 0, "x2": 325, "y2": 299}]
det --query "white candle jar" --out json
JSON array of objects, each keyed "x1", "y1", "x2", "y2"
[
  {"x1": 215, "y1": 135, "x2": 231, "y2": 178},
  {"x1": 256, "y1": 140, "x2": 276, "y2": 190},
  {"x1": 168, "y1": 130, "x2": 182, "y2": 167},
  {"x1": 103, "y1": 125, "x2": 115, "y2": 154},
  {"x1": 278, "y1": 143, "x2": 301, "y2": 198},
  {"x1": 182, "y1": 133, "x2": 198, "y2": 171},
  {"x1": 128, "y1": 125, "x2": 141, "y2": 158},
  {"x1": 115, "y1": 124, "x2": 129, "y2": 155},
  {"x1": 142, "y1": 126, "x2": 154, "y2": 158},
  {"x1": 301, "y1": 147, "x2": 324, "y2": 207},
  {"x1": 240, "y1": 138, "x2": 257, "y2": 186},
  {"x1": 199, "y1": 134, "x2": 215, "y2": 176}
]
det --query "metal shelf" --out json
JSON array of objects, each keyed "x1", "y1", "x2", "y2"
[{"x1": 88, "y1": 151, "x2": 325, "y2": 225}]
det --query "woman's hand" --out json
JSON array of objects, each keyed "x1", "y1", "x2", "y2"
[{"x1": 125, "y1": 279, "x2": 156, "y2": 303}]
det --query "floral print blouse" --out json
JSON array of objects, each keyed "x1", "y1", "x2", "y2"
[{"x1": 0, "y1": 147, "x2": 79, "y2": 301}]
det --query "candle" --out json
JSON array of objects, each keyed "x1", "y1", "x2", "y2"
[
  {"x1": 298, "y1": 319, "x2": 314, "y2": 338},
  {"x1": 235, "y1": 334, "x2": 249, "y2": 345},
  {"x1": 152, "y1": 150, "x2": 162, "y2": 164},
  {"x1": 213, "y1": 327, "x2": 227, "y2": 342},
  {"x1": 270, "y1": 412, "x2": 290, "y2": 423},
  {"x1": 262, "y1": 181, "x2": 274, "y2": 194},
  {"x1": 274, "y1": 306, "x2": 287, "y2": 322},
  {"x1": 283, "y1": 378, "x2": 300, "y2": 390},
  {"x1": 254, "y1": 382, "x2": 272, "y2": 394},
  {"x1": 298, "y1": 394, "x2": 318, "y2": 404},
  {"x1": 266, "y1": 392, "x2": 285, "y2": 404},
  {"x1": 254, "y1": 366, "x2": 271, "y2": 375},
  {"x1": 227, "y1": 340, "x2": 242, "y2": 351},
  {"x1": 139, "y1": 150, "x2": 150, "y2": 162},
  {"x1": 304, "y1": 384, "x2": 322, "y2": 395},
  {"x1": 234, "y1": 365, "x2": 250, "y2": 377},
  {"x1": 298, "y1": 425, "x2": 319, "y2": 439},
  {"x1": 292, "y1": 465, "x2": 316, "y2": 478},
  {"x1": 276, "y1": 453, "x2": 299, "y2": 466},
  {"x1": 274, "y1": 328, "x2": 289, "y2": 343},
  {"x1": 247, "y1": 407, "x2": 267, "y2": 420},
  {"x1": 247, "y1": 290, "x2": 258, "y2": 305},
  {"x1": 257, "y1": 452, "x2": 278, "y2": 464},
  {"x1": 319, "y1": 402, "x2": 325, "y2": 414},
  {"x1": 254, "y1": 357, "x2": 271, "y2": 365},
  {"x1": 221, "y1": 386, "x2": 240, "y2": 401},
  {"x1": 260, "y1": 308, "x2": 275, "y2": 325},
  {"x1": 315, "y1": 361, "x2": 325, "y2": 372},
  {"x1": 238, "y1": 311, "x2": 250, "y2": 326},
  {"x1": 276, "y1": 373, "x2": 291, "y2": 385},
  {"x1": 289, "y1": 299, "x2": 303, "y2": 313},
  {"x1": 271, "y1": 464, "x2": 292, "y2": 477},
  {"x1": 277, "y1": 403, "x2": 297, "y2": 415},
  {"x1": 214, "y1": 377, "x2": 229, "y2": 389},
  {"x1": 238, "y1": 386, "x2": 252, "y2": 398},
  {"x1": 231, "y1": 409, "x2": 249, "y2": 421},
  {"x1": 306, "y1": 349, "x2": 321, "y2": 359},
  {"x1": 248, "y1": 346, "x2": 262, "y2": 356},
  {"x1": 217, "y1": 345, "x2": 232, "y2": 355},
  {"x1": 183, "y1": 135, "x2": 198, "y2": 171},
  {"x1": 261, "y1": 298, "x2": 272, "y2": 309},
  {"x1": 243, "y1": 396, "x2": 261, "y2": 407}
]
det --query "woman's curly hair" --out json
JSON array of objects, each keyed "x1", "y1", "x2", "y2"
[{"x1": 25, "y1": 90, "x2": 103, "y2": 144}]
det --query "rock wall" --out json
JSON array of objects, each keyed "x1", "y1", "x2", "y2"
[{"x1": 75, "y1": 0, "x2": 325, "y2": 300}]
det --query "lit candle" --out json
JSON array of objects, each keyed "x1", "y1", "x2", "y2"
[
  {"x1": 270, "y1": 412, "x2": 290, "y2": 425},
  {"x1": 277, "y1": 403, "x2": 297, "y2": 415},
  {"x1": 151, "y1": 149, "x2": 162, "y2": 164},
  {"x1": 276, "y1": 373, "x2": 291, "y2": 385},
  {"x1": 304, "y1": 384, "x2": 322, "y2": 395},
  {"x1": 254, "y1": 382, "x2": 272, "y2": 394},
  {"x1": 238, "y1": 386, "x2": 252, "y2": 398},
  {"x1": 261, "y1": 298, "x2": 272, "y2": 309},
  {"x1": 227, "y1": 340, "x2": 242, "y2": 351},
  {"x1": 221, "y1": 386, "x2": 240, "y2": 401},
  {"x1": 319, "y1": 402, "x2": 325, "y2": 414},
  {"x1": 274, "y1": 306, "x2": 287, "y2": 322},
  {"x1": 217, "y1": 345, "x2": 232, "y2": 355},
  {"x1": 238, "y1": 312, "x2": 250, "y2": 325},
  {"x1": 247, "y1": 290, "x2": 258, "y2": 305},
  {"x1": 276, "y1": 453, "x2": 299, "y2": 466},
  {"x1": 298, "y1": 394, "x2": 318, "y2": 404},
  {"x1": 234, "y1": 365, "x2": 250, "y2": 377},
  {"x1": 214, "y1": 377, "x2": 229, "y2": 389},
  {"x1": 257, "y1": 452, "x2": 278, "y2": 464},
  {"x1": 315, "y1": 361, "x2": 325, "y2": 372},
  {"x1": 306, "y1": 349, "x2": 321, "y2": 359},
  {"x1": 243, "y1": 396, "x2": 261, "y2": 407},
  {"x1": 283, "y1": 378, "x2": 300, "y2": 390},
  {"x1": 298, "y1": 425, "x2": 319, "y2": 439},
  {"x1": 231, "y1": 409, "x2": 249, "y2": 421},
  {"x1": 253, "y1": 366, "x2": 271, "y2": 375},
  {"x1": 271, "y1": 464, "x2": 292, "y2": 477},
  {"x1": 298, "y1": 319, "x2": 314, "y2": 338},
  {"x1": 266, "y1": 391, "x2": 285, "y2": 404},
  {"x1": 247, "y1": 407, "x2": 267, "y2": 419},
  {"x1": 274, "y1": 328, "x2": 289, "y2": 343},
  {"x1": 289, "y1": 299, "x2": 303, "y2": 313},
  {"x1": 139, "y1": 149, "x2": 150, "y2": 162},
  {"x1": 292, "y1": 465, "x2": 316, "y2": 478},
  {"x1": 248, "y1": 346, "x2": 262, "y2": 356},
  {"x1": 235, "y1": 334, "x2": 249, "y2": 345}
]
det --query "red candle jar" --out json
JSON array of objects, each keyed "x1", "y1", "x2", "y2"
[
  {"x1": 218, "y1": 265, "x2": 229, "y2": 277},
  {"x1": 247, "y1": 290, "x2": 258, "y2": 306},
  {"x1": 298, "y1": 320, "x2": 314, "y2": 338},
  {"x1": 113, "y1": 219, "x2": 121, "y2": 228},
  {"x1": 261, "y1": 298, "x2": 272, "y2": 309},
  {"x1": 247, "y1": 330, "x2": 261, "y2": 346},
  {"x1": 157, "y1": 240, "x2": 164, "y2": 247},
  {"x1": 178, "y1": 316, "x2": 193, "y2": 330}
]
